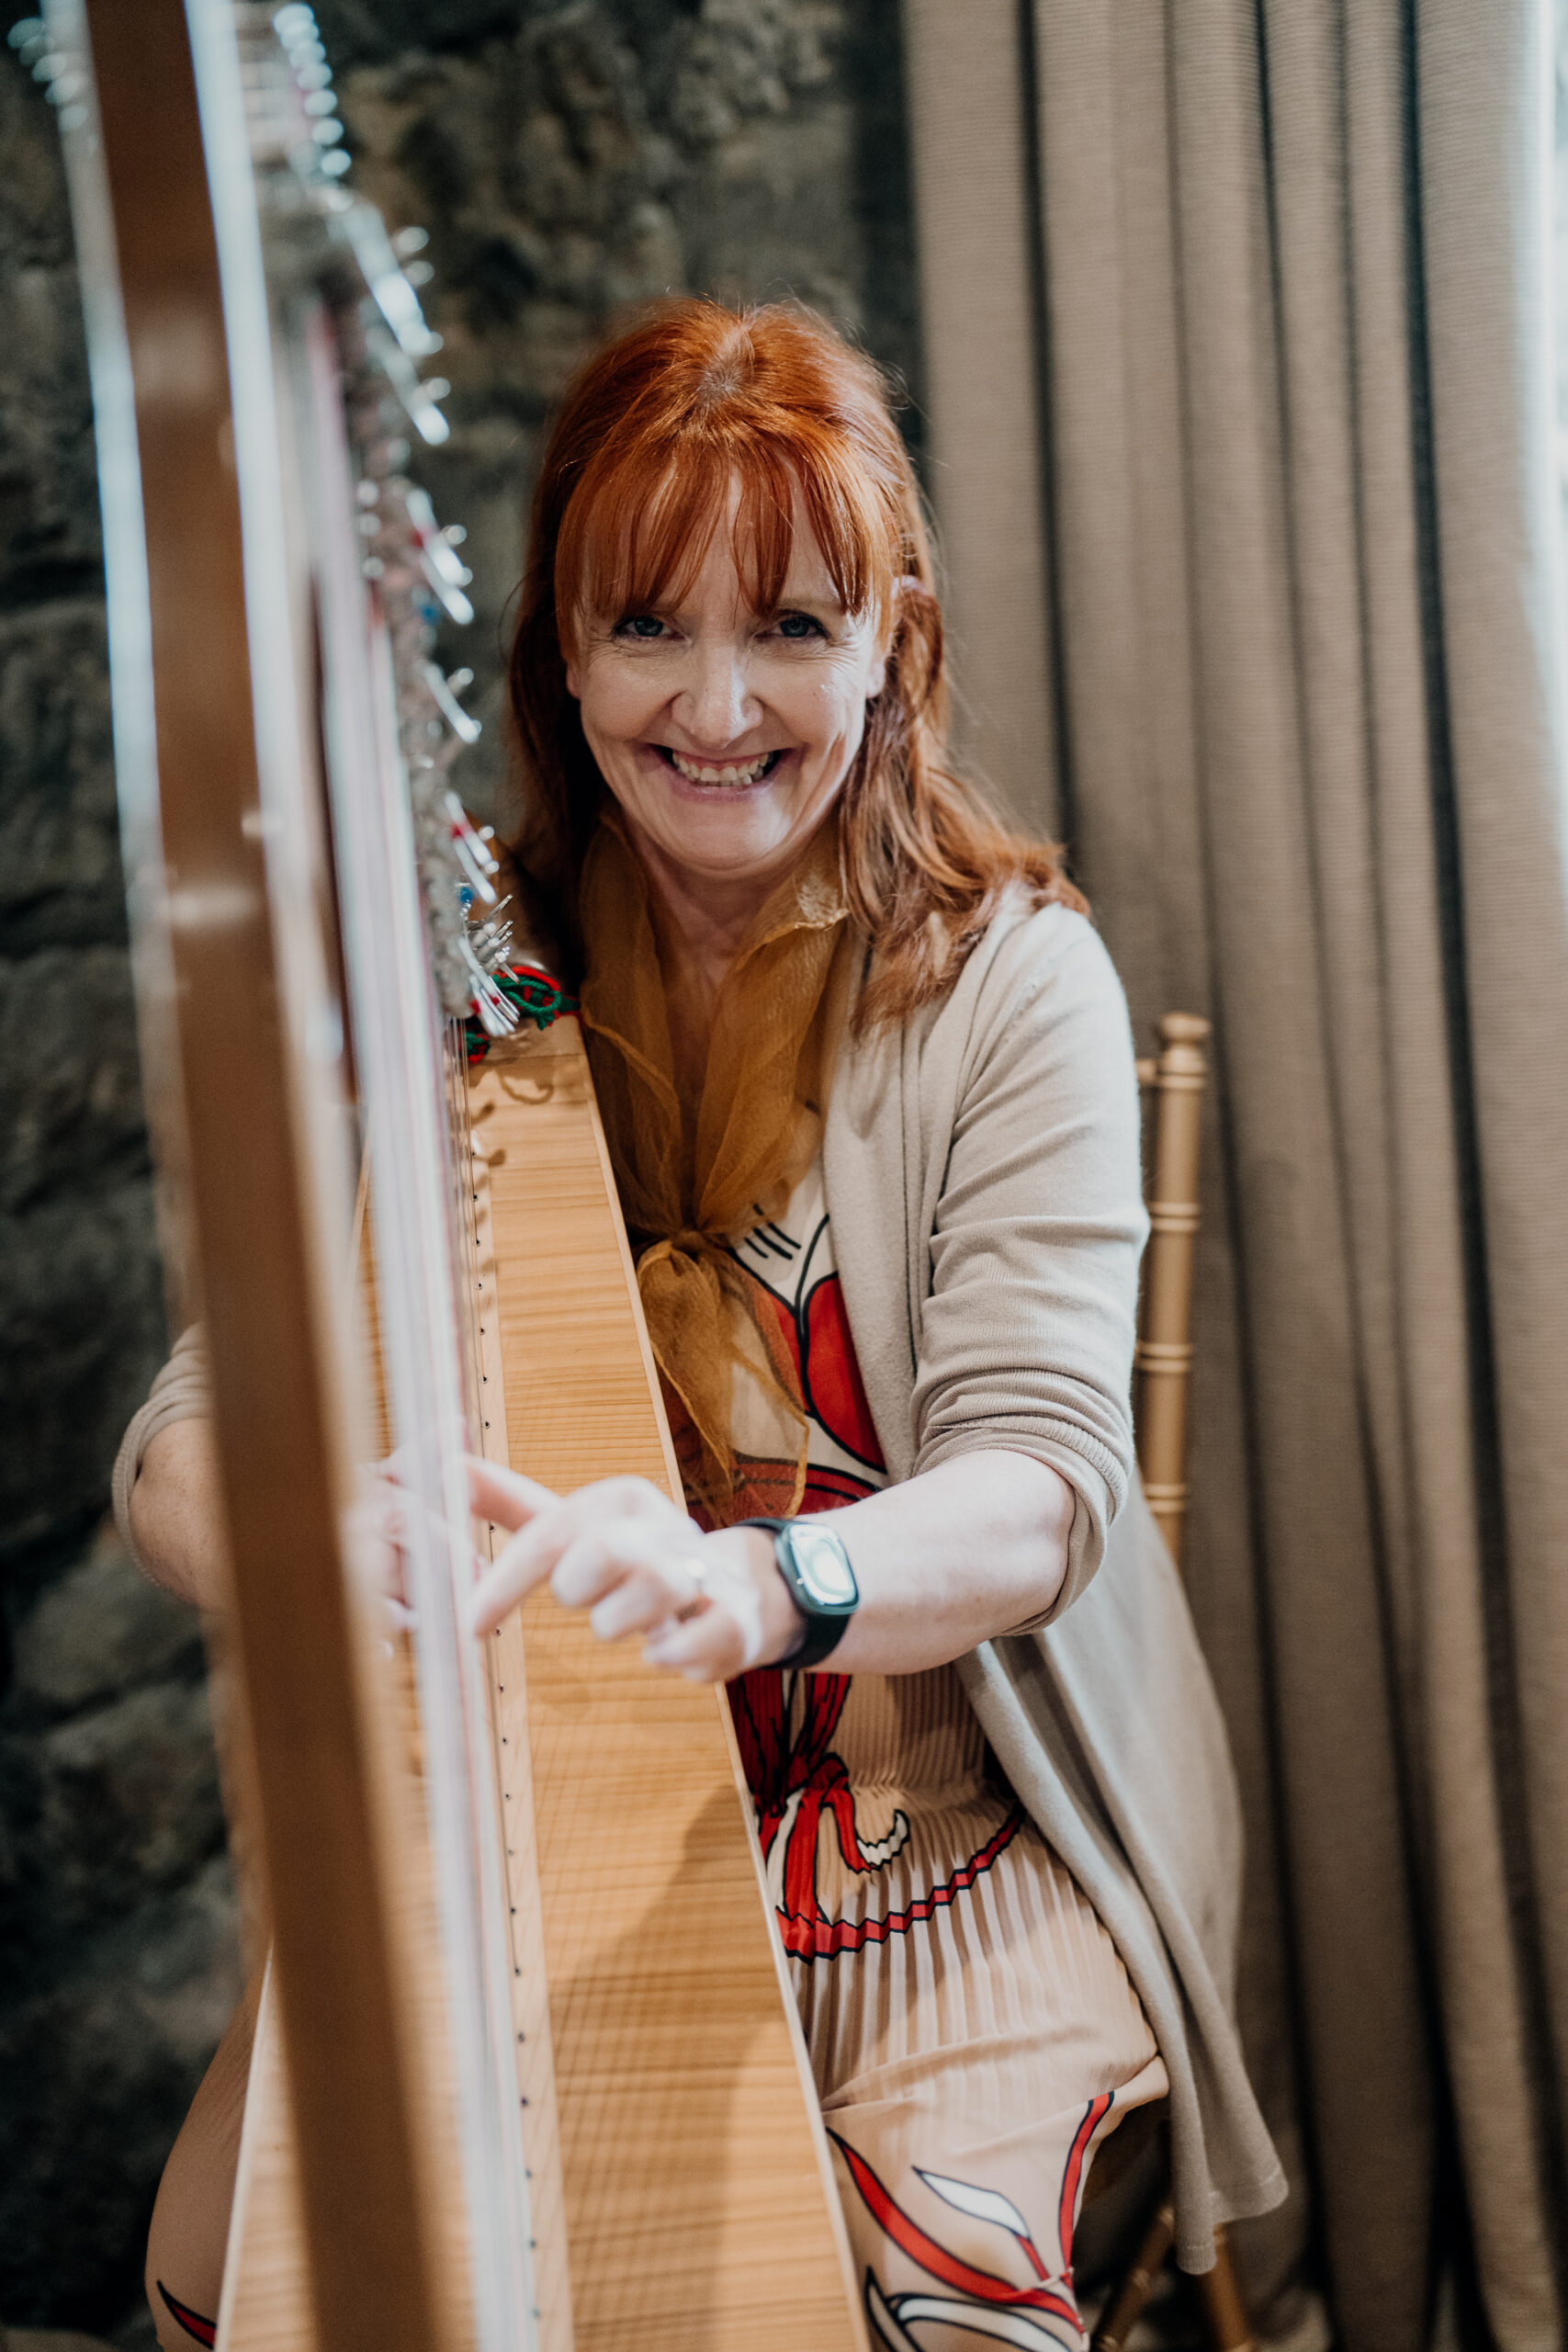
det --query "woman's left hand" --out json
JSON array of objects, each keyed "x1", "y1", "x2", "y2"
[{"x1": 466, "y1": 1456, "x2": 796, "y2": 1682}]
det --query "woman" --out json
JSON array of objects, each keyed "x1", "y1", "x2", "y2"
[{"x1": 120, "y1": 300, "x2": 1282, "y2": 2347}]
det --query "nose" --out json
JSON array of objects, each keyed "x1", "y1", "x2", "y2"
[{"x1": 672, "y1": 638, "x2": 761, "y2": 752}]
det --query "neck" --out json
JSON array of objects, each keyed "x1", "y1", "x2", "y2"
[
  {"x1": 619, "y1": 817, "x2": 817, "y2": 1111},
  {"x1": 623, "y1": 819, "x2": 784, "y2": 999}
]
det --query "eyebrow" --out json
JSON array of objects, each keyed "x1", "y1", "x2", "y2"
[{"x1": 770, "y1": 583, "x2": 850, "y2": 614}]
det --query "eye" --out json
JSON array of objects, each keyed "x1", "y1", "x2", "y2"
[
  {"x1": 615, "y1": 613, "x2": 668, "y2": 641},
  {"x1": 773, "y1": 610, "x2": 828, "y2": 640}
]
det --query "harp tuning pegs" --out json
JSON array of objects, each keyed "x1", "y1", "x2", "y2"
[{"x1": 427, "y1": 663, "x2": 482, "y2": 745}]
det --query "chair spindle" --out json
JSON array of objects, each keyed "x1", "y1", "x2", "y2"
[{"x1": 1134, "y1": 1012, "x2": 1211, "y2": 1570}]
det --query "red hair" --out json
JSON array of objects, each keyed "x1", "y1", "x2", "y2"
[{"x1": 506, "y1": 299, "x2": 1084, "y2": 1026}]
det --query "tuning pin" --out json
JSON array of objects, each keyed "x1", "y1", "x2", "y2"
[
  {"x1": 444, "y1": 789, "x2": 499, "y2": 902},
  {"x1": 463, "y1": 941, "x2": 523, "y2": 1037},
  {"x1": 425, "y1": 662, "x2": 482, "y2": 744},
  {"x1": 404, "y1": 486, "x2": 474, "y2": 622},
  {"x1": 392, "y1": 225, "x2": 430, "y2": 257},
  {"x1": 468, "y1": 906, "x2": 516, "y2": 976},
  {"x1": 472, "y1": 892, "x2": 513, "y2": 936}
]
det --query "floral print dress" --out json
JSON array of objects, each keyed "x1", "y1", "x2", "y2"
[{"x1": 665, "y1": 1161, "x2": 1168, "y2": 2352}]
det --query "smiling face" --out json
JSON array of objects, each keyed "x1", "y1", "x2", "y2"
[{"x1": 564, "y1": 483, "x2": 888, "y2": 909}]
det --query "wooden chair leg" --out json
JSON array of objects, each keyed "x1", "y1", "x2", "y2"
[
  {"x1": 1090, "y1": 2209, "x2": 1256, "y2": 2352},
  {"x1": 1089, "y1": 2197, "x2": 1174, "y2": 2352},
  {"x1": 1196, "y1": 2226, "x2": 1256, "y2": 2351}
]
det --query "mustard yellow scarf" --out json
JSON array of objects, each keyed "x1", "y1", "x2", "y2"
[{"x1": 579, "y1": 813, "x2": 855, "y2": 1521}]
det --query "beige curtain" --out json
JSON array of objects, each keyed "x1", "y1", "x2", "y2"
[{"x1": 902, "y1": 4, "x2": 1568, "y2": 2347}]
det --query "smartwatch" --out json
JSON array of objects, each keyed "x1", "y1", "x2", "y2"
[{"x1": 737, "y1": 1516, "x2": 860, "y2": 1668}]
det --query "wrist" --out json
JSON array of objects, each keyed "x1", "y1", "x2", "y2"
[{"x1": 705, "y1": 1525, "x2": 806, "y2": 1666}]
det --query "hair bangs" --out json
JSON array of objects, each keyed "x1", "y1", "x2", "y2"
[
  {"x1": 558, "y1": 407, "x2": 894, "y2": 646},
  {"x1": 559, "y1": 435, "x2": 724, "y2": 646}
]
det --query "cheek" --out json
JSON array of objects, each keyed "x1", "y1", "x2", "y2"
[
  {"x1": 577, "y1": 658, "x2": 657, "y2": 746},
  {"x1": 801, "y1": 671, "x2": 872, "y2": 761}
]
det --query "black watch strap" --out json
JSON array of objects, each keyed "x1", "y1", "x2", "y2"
[{"x1": 737, "y1": 1515, "x2": 859, "y2": 1669}]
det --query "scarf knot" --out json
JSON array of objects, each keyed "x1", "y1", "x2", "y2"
[{"x1": 579, "y1": 813, "x2": 854, "y2": 1522}]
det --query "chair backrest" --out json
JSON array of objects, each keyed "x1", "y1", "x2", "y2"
[{"x1": 1134, "y1": 1014, "x2": 1211, "y2": 1571}]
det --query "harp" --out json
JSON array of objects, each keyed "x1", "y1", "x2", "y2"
[{"x1": 38, "y1": 3, "x2": 867, "y2": 2345}]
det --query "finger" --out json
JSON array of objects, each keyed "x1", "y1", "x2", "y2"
[
  {"x1": 645, "y1": 1563, "x2": 764, "y2": 1680},
  {"x1": 552, "y1": 1519, "x2": 682, "y2": 1614},
  {"x1": 563, "y1": 1475, "x2": 681, "y2": 1524},
  {"x1": 589, "y1": 1560, "x2": 702, "y2": 1645},
  {"x1": 642, "y1": 1605, "x2": 750, "y2": 1682},
  {"x1": 471, "y1": 1507, "x2": 577, "y2": 1634},
  {"x1": 469, "y1": 1481, "x2": 693, "y2": 1636},
  {"x1": 505, "y1": 1483, "x2": 694, "y2": 1610},
  {"x1": 375, "y1": 1484, "x2": 462, "y2": 1606},
  {"x1": 466, "y1": 1453, "x2": 558, "y2": 1532}
]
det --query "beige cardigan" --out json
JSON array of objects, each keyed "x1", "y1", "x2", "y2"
[
  {"x1": 822, "y1": 895, "x2": 1285, "y2": 2268},
  {"x1": 115, "y1": 894, "x2": 1284, "y2": 2269}
]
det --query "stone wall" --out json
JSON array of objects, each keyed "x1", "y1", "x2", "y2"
[{"x1": 0, "y1": 4, "x2": 919, "y2": 2342}]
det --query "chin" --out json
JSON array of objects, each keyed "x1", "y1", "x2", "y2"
[
  {"x1": 660, "y1": 806, "x2": 797, "y2": 874},
  {"x1": 628, "y1": 775, "x2": 807, "y2": 853}
]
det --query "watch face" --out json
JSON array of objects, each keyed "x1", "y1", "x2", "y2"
[{"x1": 789, "y1": 1524, "x2": 858, "y2": 1611}]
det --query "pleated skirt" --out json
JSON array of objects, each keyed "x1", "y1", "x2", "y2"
[{"x1": 735, "y1": 1661, "x2": 1168, "y2": 2350}]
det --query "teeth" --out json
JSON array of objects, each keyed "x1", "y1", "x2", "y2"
[{"x1": 667, "y1": 747, "x2": 774, "y2": 786}]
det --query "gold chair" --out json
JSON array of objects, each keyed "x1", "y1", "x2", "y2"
[{"x1": 1089, "y1": 1013, "x2": 1255, "y2": 2352}]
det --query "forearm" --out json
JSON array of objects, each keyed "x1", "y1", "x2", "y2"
[
  {"x1": 127, "y1": 1418, "x2": 229, "y2": 1611},
  {"x1": 708, "y1": 1448, "x2": 1075, "y2": 1675}
]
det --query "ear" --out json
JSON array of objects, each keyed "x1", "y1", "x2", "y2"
[
  {"x1": 864, "y1": 650, "x2": 888, "y2": 703},
  {"x1": 564, "y1": 661, "x2": 582, "y2": 700}
]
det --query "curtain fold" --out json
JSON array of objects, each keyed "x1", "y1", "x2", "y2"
[
  {"x1": 903, "y1": 3, "x2": 1568, "y2": 2346},
  {"x1": 1418, "y1": 3, "x2": 1568, "y2": 2234},
  {"x1": 900, "y1": 0, "x2": 1060, "y2": 828}
]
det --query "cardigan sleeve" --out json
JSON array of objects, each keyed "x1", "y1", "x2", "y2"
[
  {"x1": 910, "y1": 909, "x2": 1148, "y2": 1621},
  {"x1": 110, "y1": 1322, "x2": 211, "y2": 1566}
]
